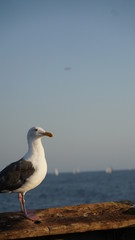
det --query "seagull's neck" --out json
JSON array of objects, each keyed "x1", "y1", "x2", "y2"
[{"x1": 24, "y1": 137, "x2": 45, "y2": 161}]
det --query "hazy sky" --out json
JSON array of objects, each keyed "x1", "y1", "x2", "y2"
[{"x1": 0, "y1": 0, "x2": 135, "y2": 172}]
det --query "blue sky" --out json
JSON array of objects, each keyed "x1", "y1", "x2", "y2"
[{"x1": 0, "y1": 0, "x2": 135, "y2": 172}]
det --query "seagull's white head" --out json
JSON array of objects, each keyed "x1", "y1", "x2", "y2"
[{"x1": 27, "y1": 127, "x2": 53, "y2": 141}]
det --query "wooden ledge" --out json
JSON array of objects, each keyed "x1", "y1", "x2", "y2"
[{"x1": 0, "y1": 201, "x2": 135, "y2": 239}]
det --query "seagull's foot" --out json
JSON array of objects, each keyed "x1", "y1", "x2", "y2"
[{"x1": 24, "y1": 210, "x2": 39, "y2": 221}]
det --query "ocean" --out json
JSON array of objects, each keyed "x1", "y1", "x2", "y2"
[{"x1": 0, "y1": 170, "x2": 135, "y2": 213}]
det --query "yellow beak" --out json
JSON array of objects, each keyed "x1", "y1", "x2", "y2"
[{"x1": 43, "y1": 132, "x2": 53, "y2": 137}]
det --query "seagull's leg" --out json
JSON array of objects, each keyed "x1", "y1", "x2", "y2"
[
  {"x1": 18, "y1": 193, "x2": 24, "y2": 212},
  {"x1": 22, "y1": 193, "x2": 38, "y2": 221}
]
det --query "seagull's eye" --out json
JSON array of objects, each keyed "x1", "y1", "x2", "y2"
[{"x1": 35, "y1": 129, "x2": 38, "y2": 132}]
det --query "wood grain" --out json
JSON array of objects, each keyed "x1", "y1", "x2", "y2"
[{"x1": 0, "y1": 201, "x2": 135, "y2": 239}]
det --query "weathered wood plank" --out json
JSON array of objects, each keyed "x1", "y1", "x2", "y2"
[{"x1": 0, "y1": 201, "x2": 135, "y2": 239}]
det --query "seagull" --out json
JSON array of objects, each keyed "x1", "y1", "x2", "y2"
[{"x1": 0, "y1": 126, "x2": 53, "y2": 221}]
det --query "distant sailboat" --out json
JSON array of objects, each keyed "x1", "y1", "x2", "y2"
[
  {"x1": 105, "y1": 167, "x2": 113, "y2": 174},
  {"x1": 72, "y1": 168, "x2": 80, "y2": 174},
  {"x1": 54, "y1": 168, "x2": 59, "y2": 176}
]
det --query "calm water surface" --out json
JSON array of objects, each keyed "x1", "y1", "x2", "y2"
[{"x1": 0, "y1": 170, "x2": 135, "y2": 212}]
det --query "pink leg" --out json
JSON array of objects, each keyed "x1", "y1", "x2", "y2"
[
  {"x1": 18, "y1": 193, "x2": 24, "y2": 212},
  {"x1": 22, "y1": 193, "x2": 39, "y2": 221}
]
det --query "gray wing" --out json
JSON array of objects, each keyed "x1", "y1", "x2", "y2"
[{"x1": 0, "y1": 159, "x2": 35, "y2": 192}]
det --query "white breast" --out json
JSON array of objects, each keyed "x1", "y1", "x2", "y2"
[{"x1": 14, "y1": 138, "x2": 48, "y2": 194}]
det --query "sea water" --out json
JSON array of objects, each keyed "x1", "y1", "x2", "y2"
[{"x1": 0, "y1": 170, "x2": 135, "y2": 212}]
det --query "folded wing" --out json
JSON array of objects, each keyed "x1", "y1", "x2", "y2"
[{"x1": 0, "y1": 159, "x2": 35, "y2": 192}]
